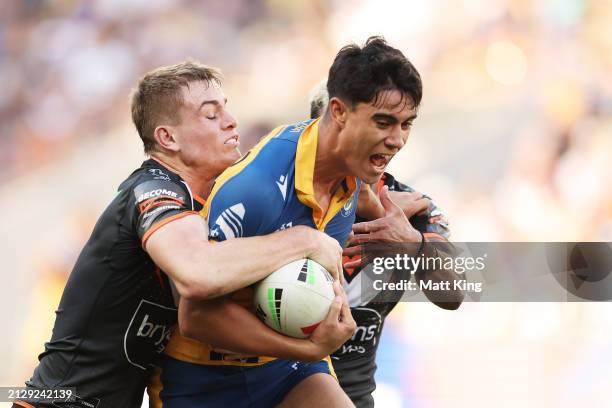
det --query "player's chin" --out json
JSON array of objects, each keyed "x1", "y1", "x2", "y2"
[
  {"x1": 358, "y1": 164, "x2": 385, "y2": 184},
  {"x1": 214, "y1": 151, "x2": 241, "y2": 175},
  {"x1": 223, "y1": 146, "x2": 242, "y2": 163}
]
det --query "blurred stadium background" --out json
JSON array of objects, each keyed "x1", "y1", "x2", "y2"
[{"x1": 1, "y1": 0, "x2": 611, "y2": 406}]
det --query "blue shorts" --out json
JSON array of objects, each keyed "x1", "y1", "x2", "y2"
[{"x1": 157, "y1": 356, "x2": 334, "y2": 408}]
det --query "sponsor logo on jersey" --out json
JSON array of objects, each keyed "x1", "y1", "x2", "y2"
[
  {"x1": 276, "y1": 174, "x2": 288, "y2": 201},
  {"x1": 352, "y1": 323, "x2": 378, "y2": 343},
  {"x1": 136, "y1": 314, "x2": 172, "y2": 346},
  {"x1": 214, "y1": 203, "x2": 246, "y2": 239},
  {"x1": 124, "y1": 300, "x2": 177, "y2": 370},
  {"x1": 334, "y1": 307, "x2": 382, "y2": 357},
  {"x1": 148, "y1": 168, "x2": 171, "y2": 181},
  {"x1": 289, "y1": 120, "x2": 310, "y2": 133},
  {"x1": 277, "y1": 222, "x2": 293, "y2": 231},
  {"x1": 341, "y1": 195, "x2": 355, "y2": 217},
  {"x1": 142, "y1": 204, "x2": 182, "y2": 220},
  {"x1": 209, "y1": 227, "x2": 220, "y2": 238},
  {"x1": 137, "y1": 188, "x2": 181, "y2": 203}
]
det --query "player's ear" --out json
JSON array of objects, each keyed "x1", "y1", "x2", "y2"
[
  {"x1": 328, "y1": 97, "x2": 348, "y2": 129},
  {"x1": 153, "y1": 125, "x2": 180, "y2": 152}
]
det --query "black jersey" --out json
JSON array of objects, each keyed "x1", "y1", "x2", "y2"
[
  {"x1": 334, "y1": 173, "x2": 450, "y2": 408},
  {"x1": 23, "y1": 159, "x2": 203, "y2": 408}
]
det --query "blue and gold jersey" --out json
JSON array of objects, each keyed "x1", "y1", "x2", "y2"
[
  {"x1": 163, "y1": 118, "x2": 360, "y2": 368},
  {"x1": 205, "y1": 118, "x2": 360, "y2": 246}
]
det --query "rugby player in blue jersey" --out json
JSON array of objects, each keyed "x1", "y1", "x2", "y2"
[
  {"x1": 310, "y1": 83, "x2": 463, "y2": 407},
  {"x1": 157, "y1": 37, "x2": 430, "y2": 408}
]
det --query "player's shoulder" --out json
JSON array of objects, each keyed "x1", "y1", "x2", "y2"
[
  {"x1": 209, "y1": 120, "x2": 314, "y2": 197},
  {"x1": 246, "y1": 119, "x2": 315, "y2": 172},
  {"x1": 205, "y1": 120, "x2": 315, "y2": 237},
  {"x1": 120, "y1": 159, "x2": 192, "y2": 208},
  {"x1": 271, "y1": 119, "x2": 314, "y2": 143}
]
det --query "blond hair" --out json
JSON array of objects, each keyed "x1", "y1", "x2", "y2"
[{"x1": 309, "y1": 79, "x2": 329, "y2": 119}]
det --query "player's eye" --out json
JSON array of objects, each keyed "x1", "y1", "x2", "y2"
[
  {"x1": 376, "y1": 121, "x2": 391, "y2": 129},
  {"x1": 206, "y1": 114, "x2": 217, "y2": 120},
  {"x1": 401, "y1": 121, "x2": 413, "y2": 131}
]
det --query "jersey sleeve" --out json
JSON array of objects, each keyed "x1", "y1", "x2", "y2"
[
  {"x1": 131, "y1": 178, "x2": 196, "y2": 246},
  {"x1": 207, "y1": 168, "x2": 282, "y2": 241}
]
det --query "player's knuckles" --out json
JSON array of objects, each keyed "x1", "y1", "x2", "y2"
[
  {"x1": 327, "y1": 303, "x2": 341, "y2": 318},
  {"x1": 344, "y1": 321, "x2": 357, "y2": 336},
  {"x1": 350, "y1": 235, "x2": 364, "y2": 245},
  {"x1": 417, "y1": 198, "x2": 430, "y2": 208},
  {"x1": 383, "y1": 218, "x2": 395, "y2": 228}
]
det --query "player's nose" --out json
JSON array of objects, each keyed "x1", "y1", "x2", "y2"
[
  {"x1": 222, "y1": 110, "x2": 238, "y2": 130},
  {"x1": 384, "y1": 127, "x2": 405, "y2": 151}
]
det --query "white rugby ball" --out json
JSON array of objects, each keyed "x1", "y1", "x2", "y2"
[{"x1": 253, "y1": 258, "x2": 335, "y2": 339}]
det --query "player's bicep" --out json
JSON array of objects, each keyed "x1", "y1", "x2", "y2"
[{"x1": 144, "y1": 213, "x2": 209, "y2": 290}]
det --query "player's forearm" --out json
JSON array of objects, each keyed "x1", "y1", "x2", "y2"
[
  {"x1": 416, "y1": 271, "x2": 464, "y2": 309},
  {"x1": 182, "y1": 226, "x2": 318, "y2": 299},
  {"x1": 415, "y1": 237, "x2": 464, "y2": 310},
  {"x1": 178, "y1": 298, "x2": 324, "y2": 362},
  {"x1": 149, "y1": 216, "x2": 319, "y2": 300}
]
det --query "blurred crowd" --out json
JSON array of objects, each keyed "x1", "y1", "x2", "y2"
[
  {"x1": 1, "y1": 0, "x2": 611, "y2": 406},
  {"x1": 1, "y1": 0, "x2": 250, "y2": 180},
  {"x1": 2, "y1": 0, "x2": 610, "y2": 239}
]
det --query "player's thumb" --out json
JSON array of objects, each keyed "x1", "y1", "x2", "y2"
[
  {"x1": 379, "y1": 185, "x2": 400, "y2": 214},
  {"x1": 326, "y1": 296, "x2": 342, "y2": 322}
]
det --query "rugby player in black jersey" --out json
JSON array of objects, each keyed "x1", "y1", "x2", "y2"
[
  {"x1": 309, "y1": 82, "x2": 464, "y2": 407},
  {"x1": 14, "y1": 62, "x2": 355, "y2": 408}
]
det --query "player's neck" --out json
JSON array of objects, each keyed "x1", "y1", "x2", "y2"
[
  {"x1": 150, "y1": 153, "x2": 215, "y2": 198},
  {"x1": 314, "y1": 116, "x2": 348, "y2": 197}
]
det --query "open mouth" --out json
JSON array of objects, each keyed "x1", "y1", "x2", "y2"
[
  {"x1": 224, "y1": 134, "x2": 240, "y2": 146},
  {"x1": 369, "y1": 153, "x2": 392, "y2": 170}
]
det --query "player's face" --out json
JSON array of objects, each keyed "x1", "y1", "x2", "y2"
[
  {"x1": 174, "y1": 81, "x2": 240, "y2": 176},
  {"x1": 339, "y1": 90, "x2": 417, "y2": 184}
]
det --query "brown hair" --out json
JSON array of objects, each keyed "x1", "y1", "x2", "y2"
[{"x1": 130, "y1": 60, "x2": 222, "y2": 153}]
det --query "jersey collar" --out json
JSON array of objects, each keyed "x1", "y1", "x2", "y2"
[
  {"x1": 148, "y1": 156, "x2": 208, "y2": 207},
  {"x1": 294, "y1": 118, "x2": 359, "y2": 230}
]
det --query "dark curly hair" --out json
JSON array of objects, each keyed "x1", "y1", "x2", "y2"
[{"x1": 327, "y1": 36, "x2": 422, "y2": 111}]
